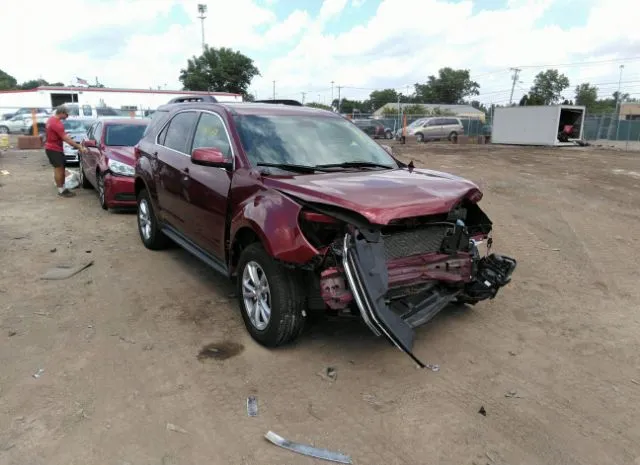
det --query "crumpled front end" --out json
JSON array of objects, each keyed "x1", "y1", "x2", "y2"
[{"x1": 302, "y1": 198, "x2": 517, "y2": 366}]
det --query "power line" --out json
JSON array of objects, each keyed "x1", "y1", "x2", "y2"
[{"x1": 515, "y1": 55, "x2": 640, "y2": 69}]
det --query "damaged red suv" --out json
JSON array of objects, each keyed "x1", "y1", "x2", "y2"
[{"x1": 134, "y1": 101, "x2": 516, "y2": 366}]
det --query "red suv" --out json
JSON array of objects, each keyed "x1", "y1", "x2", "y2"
[{"x1": 134, "y1": 101, "x2": 516, "y2": 366}]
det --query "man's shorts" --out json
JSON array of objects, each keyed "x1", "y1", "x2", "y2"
[{"x1": 45, "y1": 149, "x2": 65, "y2": 168}]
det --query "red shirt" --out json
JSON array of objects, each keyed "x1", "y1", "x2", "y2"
[{"x1": 44, "y1": 116, "x2": 66, "y2": 152}]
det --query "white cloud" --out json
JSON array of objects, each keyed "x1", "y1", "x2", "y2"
[{"x1": 0, "y1": 0, "x2": 639, "y2": 108}]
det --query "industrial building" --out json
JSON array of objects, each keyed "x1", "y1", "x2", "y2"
[{"x1": 0, "y1": 86, "x2": 242, "y2": 117}]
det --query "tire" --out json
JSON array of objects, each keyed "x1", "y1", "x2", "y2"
[
  {"x1": 236, "y1": 243, "x2": 306, "y2": 347},
  {"x1": 416, "y1": 133, "x2": 424, "y2": 142},
  {"x1": 385, "y1": 130, "x2": 393, "y2": 140},
  {"x1": 79, "y1": 157, "x2": 92, "y2": 189},
  {"x1": 96, "y1": 171, "x2": 108, "y2": 210},
  {"x1": 448, "y1": 131, "x2": 458, "y2": 142},
  {"x1": 0, "y1": 126, "x2": 9, "y2": 134},
  {"x1": 136, "y1": 188, "x2": 170, "y2": 250}
]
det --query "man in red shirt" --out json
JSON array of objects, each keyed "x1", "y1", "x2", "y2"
[{"x1": 45, "y1": 105, "x2": 87, "y2": 197}]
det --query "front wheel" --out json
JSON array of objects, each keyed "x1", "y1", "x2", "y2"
[
  {"x1": 237, "y1": 243, "x2": 306, "y2": 347},
  {"x1": 96, "y1": 171, "x2": 108, "y2": 210},
  {"x1": 416, "y1": 133, "x2": 424, "y2": 142},
  {"x1": 0, "y1": 126, "x2": 9, "y2": 135},
  {"x1": 136, "y1": 189, "x2": 170, "y2": 250},
  {"x1": 385, "y1": 130, "x2": 393, "y2": 139},
  {"x1": 448, "y1": 131, "x2": 458, "y2": 142}
]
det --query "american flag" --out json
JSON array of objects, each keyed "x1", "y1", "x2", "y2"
[{"x1": 76, "y1": 77, "x2": 89, "y2": 86}]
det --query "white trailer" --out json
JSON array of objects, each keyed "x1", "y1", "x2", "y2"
[
  {"x1": 0, "y1": 86, "x2": 242, "y2": 117},
  {"x1": 491, "y1": 105, "x2": 586, "y2": 146}
]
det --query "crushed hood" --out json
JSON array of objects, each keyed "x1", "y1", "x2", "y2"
[
  {"x1": 105, "y1": 146, "x2": 135, "y2": 166},
  {"x1": 264, "y1": 168, "x2": 481, "y2": 225}
]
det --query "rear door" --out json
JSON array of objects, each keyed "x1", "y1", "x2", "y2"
[
  {"x1": 155, "y1": 111, "x2": 199, "y2": 229},
  {"x1": 184, "y1": 111, "x2": 234, "y2": 259}
]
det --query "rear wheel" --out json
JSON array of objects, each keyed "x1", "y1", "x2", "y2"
[
  {"x1": 136, "y1": 189, "x2": 170, "y2": 250},
  {"x1": 448, "y1": 131, "x2": 458, "y2": 142},
  {"x1": 237, "y1": 243, "x2": 306, "y2": 347},
  {"x1": 0, "y1": 126, "x2": 9, "y2": 134},
  {"x1": 79, "y1": 157, "x2": 92, "y2": 189}
]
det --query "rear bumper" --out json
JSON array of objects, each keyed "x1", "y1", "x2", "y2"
[
  {"x1": 104, "y1": 173, "x2": 136, "y2": 208},
  {"x1": 341, "y1": 230, "x2": 516, "y2": 366}
]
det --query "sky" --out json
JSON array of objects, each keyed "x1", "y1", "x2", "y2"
[{"x1": 1, "y1": 0, "x2": 639, "y2": 107}]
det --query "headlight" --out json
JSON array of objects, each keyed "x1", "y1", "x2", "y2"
[
  {"x1": 108, "y1": 159, "x2": 135, "y2": 176},
  {"x1": 63, "y1": 142, "x2": 76, "y2": 153}
]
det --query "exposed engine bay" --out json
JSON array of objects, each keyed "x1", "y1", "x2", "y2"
[{"x1": 299, "y1": 198, "x2": 517, "y2": 367}]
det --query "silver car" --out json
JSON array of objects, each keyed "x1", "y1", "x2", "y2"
[{"x1": 62, "y1": 118, "x2": 95, "y2": 163}]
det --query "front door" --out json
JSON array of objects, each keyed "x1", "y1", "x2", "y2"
[
  {"x1": 155, "y1": 111, "x2": 199, "y2": 228},
  {"x1": 184, "y1": 111, "x2": 233, "y2": 259},
  {"x1": 84, "y1": 122, "x2": 103, "y2": 186}
]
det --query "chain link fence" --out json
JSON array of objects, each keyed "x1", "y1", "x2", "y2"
[{"x1": 582, "y1": 113, "x2": 640, "y2": 151}]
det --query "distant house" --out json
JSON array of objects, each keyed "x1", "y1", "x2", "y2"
[{"x1": 373, "y1": 103, "x2": 486, "y2": 122}]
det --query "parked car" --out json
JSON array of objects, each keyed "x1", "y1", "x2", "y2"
[
  {"x1": 133, "y1": 102, "x2": 516, "y2": 365},
  {"x1": 60, "y1": 118, "x2": 96, "y2": 164},
  {"x1": 0, "y1": 110, "x2": 49, "y2": 134},
  {"x1": 406, "y1": 117, "x2": 465, "y2": 142},
  {"x1": 393, "y1": 118, "x2": 428, "y2": 140},
  {"x1": 79, "y1": 119, "x2": 148, "y2": 210},
  {"x1": 1, "y1": 107, "x2": 50, "y2": 121},
  {"x1": 351, "y1": 118, "x2": 392, "y2": 139}
]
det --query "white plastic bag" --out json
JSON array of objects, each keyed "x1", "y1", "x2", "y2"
[{"x1": 64, "y1": 169, "x2": 80, "y2": 190}]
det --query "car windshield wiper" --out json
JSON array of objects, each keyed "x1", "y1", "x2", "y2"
[
  {"x1": 315, "y1": 161, "x2": 395, "y2": 170},
  {"x1": 256, "y1": 162, "x2": 329, "y2": 174}
]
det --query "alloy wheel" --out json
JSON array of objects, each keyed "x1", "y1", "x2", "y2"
[
  {"x1": 138, "y1": 198, "x2": 152, "y2": 241},
  {"x1": 242, "y1": 261, "x2": 271, "y2": 331}
]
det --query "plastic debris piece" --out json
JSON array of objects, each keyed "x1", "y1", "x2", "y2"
[
  {"x1": 247, "y1": 396, "x2": 258, "y2": 417},
  {"x1": 478, "y1": 406, "x2": 487, "y2": 416},
  {"x1": 33, "y1": 369, "x2": 44, "y2": 379},
  {"x1": 166, "y1": 423, "x2": 188, "y2": 434},
  {"x1": 0, "y1": 170, "x2": 10, "y2": 175},
  {"x1": 264, "y1": 430, "x2": 352, "y2": 464},
  {"x1": 40, "y1": 260, "x2": 94, "y2": 280}
]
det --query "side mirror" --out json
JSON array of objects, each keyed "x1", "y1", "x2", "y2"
[
  {"x1": 191, "y1": 147, "x2": 232, "y2": 169},
  {"x1": 84, "y1": 139, "x2": 96, "y2": 148}
]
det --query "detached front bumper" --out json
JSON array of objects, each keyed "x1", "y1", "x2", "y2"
[{"x1": 341, "y1": 230, "x2": 516, "y2": 366}]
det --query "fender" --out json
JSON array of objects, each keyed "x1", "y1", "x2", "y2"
[{"x1": 230, "y1": 189, "x2": 319, "y2": 265}]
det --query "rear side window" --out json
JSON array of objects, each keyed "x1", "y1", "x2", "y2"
[
  {"x1": 144, "y1": 109, "x2": 169, "y2": 137},
  {"x1": 163, "y1": 112, "x2": 199, "y2": 154}
]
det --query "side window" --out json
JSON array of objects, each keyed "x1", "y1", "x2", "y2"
[
  {"x1": 426, "y1": 119, "x2": 436, "y2": 126},
  {"x1": 94, "y1": 123, "x2": 103, "y2": 144},
  {"x1": 192, "y1": 112, "x2": 232, "y2": 157},
  {"x1": 163, "y1": 112, "x2": 199, "y2": 154},
  {"x1": 82, "y1": 105, "x2": 92, "y2": 116},
  {"x1": 446, "y1": 118, "x2": 458, "y2": 125}
]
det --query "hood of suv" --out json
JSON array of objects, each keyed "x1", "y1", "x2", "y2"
[
  {"x1": 264, "y1": 168, "x2": 481, "y2": 225},
  {"x1": 105, "y1": 146, "x2": 135, "y2": 166}
]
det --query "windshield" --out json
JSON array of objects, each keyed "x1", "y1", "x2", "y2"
[
  {"x1": 233, "y1": 114, "x2": 396, "y2": 169},
  {"x1": 104, "y1": 123, "x2": 147, "y2": 146},
  {"x1": 63, "y1": 120, "x2": 88, "y2": 132}
]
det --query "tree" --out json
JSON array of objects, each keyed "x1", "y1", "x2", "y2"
[
  {"x1": 470, "y1": 100, "x2": 488, "y2": 114},
  {"x1": 179, "y1": 46, "x2": 260, "y2": 99},
  {"x1": 528, "y1": 69, "x2": 570, "y2": 105},
  {"x1": 368, "y1": 89, "x2": 398, "y2": 111},
  {"x1": 331, "y1": 98, "x2": 367, "y2": 114},
  {"x1": 575, "y1": 83, "x2": 598, "y2": 110},
  {"x1": 306, "y1": 102, "x2": 332, "y2": 111},
  {"x1": 414, "y1": 67, "x2": 480, "y2": 104},
  {"x1": 19, "y1": 79, "x2": 49, "y2": 90},
  {"x1": 0, "y1": 69, "x2": 17, "y2": 90}
]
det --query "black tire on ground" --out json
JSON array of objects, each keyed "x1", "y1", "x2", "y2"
[
  {"x1": 136, "y1": 188, "x2": 170, "y2": 250},
  {"x1": 448, "y1": 131, "x2": 458, "y2": 142},
  {"x1": 0, "y1": 126, "x2": 9, "y2": 134},
  {"x1": 79, "y1": 158, "x2": 92, "y2": 189},
  {"x1": 236, "y1": 242, "x2": 306, "y2": 347},
  {"x1": 385, "y1": 130, "x2": 393, "y2": 139},
  {"x1": 97, "y1": 171, "x2": 108, "y2": 210},
  {"x1": 416, "y1": 133, "x2": 424, "y2": 142}
]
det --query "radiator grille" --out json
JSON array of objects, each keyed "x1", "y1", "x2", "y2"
[{"x1": 382, "y1": 225, "x2": 448, "y2": 261}]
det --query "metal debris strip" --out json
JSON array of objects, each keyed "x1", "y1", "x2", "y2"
[
  {"x1": 264, "y1": 430, "x2": 352, "y2": 464},
  {"x1": 33, "y1": 369, "x2": 44, "y2": 379},
  {"x1": 247, "y1": 396, "x2": 258, "y2": 417}
]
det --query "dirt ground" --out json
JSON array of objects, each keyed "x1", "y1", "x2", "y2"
[{"x1": 1, "y1": 141, "x2": 639, "y2": 465}]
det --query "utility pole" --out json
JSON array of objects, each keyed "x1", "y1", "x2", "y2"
[
  {"x1": 337, "y1": 86, "x2": 342, "y2": 113},
  {"x1": 197, "y1": 4, "x2": 207, "y2": 52},
  {"x1": 301, "y1": 92, "x2": 306, "y2": 104},
  {"x1": 272, "y1": 81, "x2": 276, "y2": 100},
  {"x1": 508, "y1": 67, "x2": 521, "y2": 105},
  {"x1": 615, "y1": 64, "x2": 625, "y2": 141},
  {"x1": 331, "y1": 81, "x2": 335, "y2": 106}
]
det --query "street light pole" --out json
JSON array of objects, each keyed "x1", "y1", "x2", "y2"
[
  {"x1": 197, "y1": 4, "x2": 207, "y2": 52},
  {"x1": 615, "y1": 64, "x2": 624, "y2": 141}
]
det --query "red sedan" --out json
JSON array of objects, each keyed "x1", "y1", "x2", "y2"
[{"x1": 79, "y1": 119, "x2": 148, "y2": 210}]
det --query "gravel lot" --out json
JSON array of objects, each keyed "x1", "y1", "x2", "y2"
[{"x1": 1, "y1": 142, "x2": 639, "y2": 465}]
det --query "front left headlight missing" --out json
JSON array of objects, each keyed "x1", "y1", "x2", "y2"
[{"x1": 108, "y1": 159, "x2": 135, "y2": 177}]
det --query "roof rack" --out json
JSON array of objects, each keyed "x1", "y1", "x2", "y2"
[
  {"x1": 167, "y1": 95, "x2": 218, "y2": 104},
  {"x1": 254, "y1": 99, "x2": 303, "y2": 106}
]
